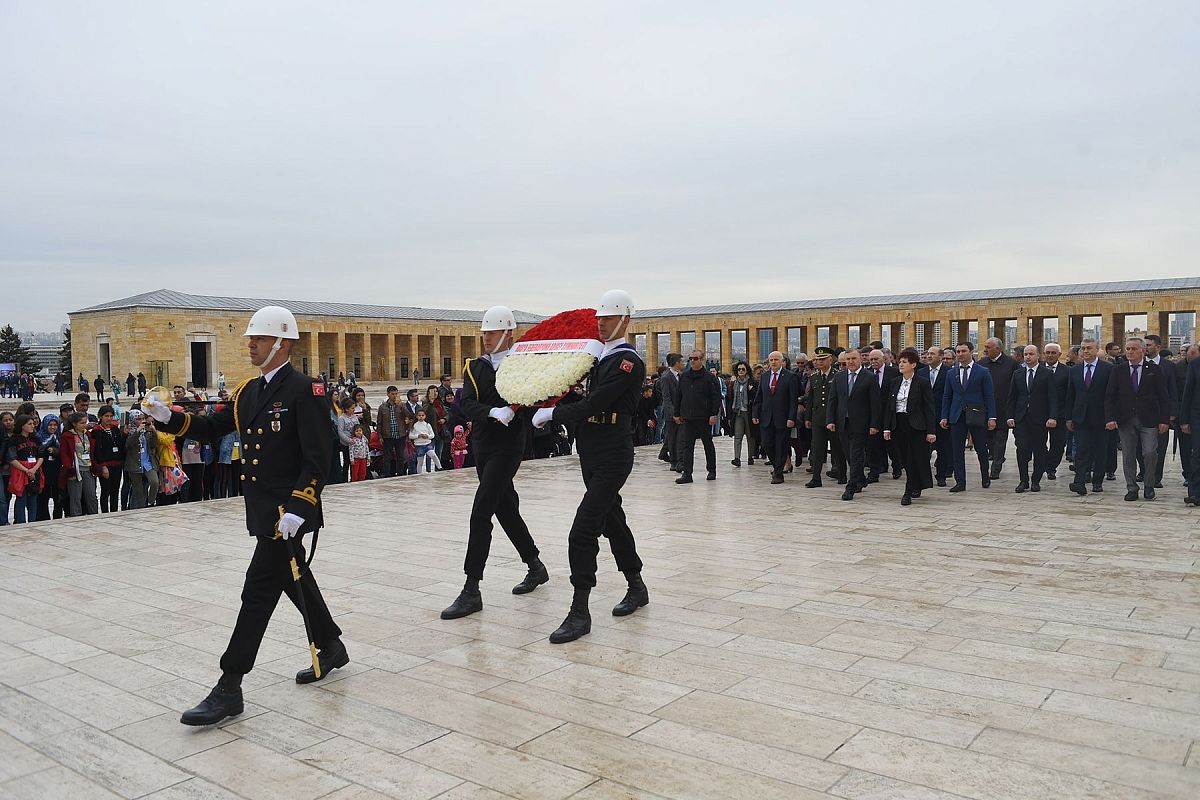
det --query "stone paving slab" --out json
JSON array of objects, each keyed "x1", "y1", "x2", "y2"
[{"x1": 1, "y1": 438, "x2": 1198, "y2": 799}]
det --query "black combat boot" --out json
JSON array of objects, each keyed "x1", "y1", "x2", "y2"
[
  {"x1": 512, "y1": 559, "x2": 549, "y2": 595},
  {"x1": 296, "y1": 638, "x2": 350, "y2": 683},
  {"x1": 441, "y1": 578, "x2": 483, "y2": 619},
  {"x1": 550, "y1": 588, "x2": 592, "y2": 644},
  {"x1": 180, "y1": 672, "x2": 244, "y2": 726},
  {"x1": 612, "y1": 572, "x2": 649, "y2": 616}
]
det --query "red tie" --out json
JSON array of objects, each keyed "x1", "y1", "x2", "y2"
[{"x1": 770, "y1": 371, "x2": 778, "y2": 393}]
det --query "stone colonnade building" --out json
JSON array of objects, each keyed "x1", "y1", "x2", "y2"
[
  {"x1": 630, "y1": 277, "x2": 1200, "y2": 373},
  {"x1": 70, "y1": 278, "x2": 1200, "y2": 388},
  {"x1": 69, "y1": 290, "x2": 542, "y2": 390}
]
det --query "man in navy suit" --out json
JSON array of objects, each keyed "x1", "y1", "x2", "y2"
[
  {"x1": 1065, "y1": 338, "x2": 1114, "y2": 496},
  {"x1": 940, "y1": 341, "x2": 997, "y2": 492},
  {"x1": 1105, "y1": 338, "x2": 1170, "y2": 501},
  {"x1": 826, "y1": 348, "x2": 881, "y2": 500},
  {"x1": 1006, "y1": 344, "x2": 1059, "y2": 493},
  {"x1": 752, "y1": 350, "x2": 799, "y2": 485},
  {"x1": 924, "y1": 346, "x2": 952, "y2": 486}
]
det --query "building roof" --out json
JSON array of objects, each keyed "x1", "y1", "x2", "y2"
[
  {"x1": 638, "y1": 276, "x2": 1200, "y2": 318},
  {"x1": 73, "y1": 289, "x2": 545, "y2": 324}
]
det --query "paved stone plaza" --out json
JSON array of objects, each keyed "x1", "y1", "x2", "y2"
[{"x1": 2, "y1": 439, "x2": 1199, "y2": 799}]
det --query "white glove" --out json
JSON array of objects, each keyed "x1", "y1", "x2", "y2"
[
  {"x1": 488, "y1": 407, "x2": 515, "y2": 426},
  {"x1": 277, "y1": 513, "x2": 305, "y2": 540},
  {"x1": 143, "y1": 397, "x2": 172, "y2": 423},
  {"x1": 532, "y1": 407, "x2": 555, "y2": 429}
]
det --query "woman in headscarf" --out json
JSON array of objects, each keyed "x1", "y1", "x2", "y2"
[{"x1": 36, "y1": 414, "x2": 64, "y2": 520}]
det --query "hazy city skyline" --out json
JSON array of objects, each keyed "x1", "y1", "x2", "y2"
[{"x1": 3, "y1": 2, "x2": 1198, "y2": 331}]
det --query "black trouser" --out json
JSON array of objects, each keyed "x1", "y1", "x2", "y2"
[
  {"x1": 760, "y1": 423, "x2": 792, "y2": 478},
  {"x1": 989, "y1": 426, "x2": 1010, "y2": 475},
  {"x1": 839, "y1": 428, "x2": 869, "y2": 489},
  {"x1": 1072, "y1": 422, "x2": 1107, "y2": 488},
  {"x1": 679, "y1": 419, "x2": 716, "y2": 478},
  {"x1": 1013, "y1": 419, "x2": 1049, "y2": 483},
  {"x1": 809, "y1": 420, "x2": 846, "y2": 479},
  {"x1": 867, "y1": 431, "x2": 900, "y2": 477},
  {"x1": 220, "y1": 534, "x2": 340, "y2": 676},
  {"x1": 97, "y1": 468, "x2": 121, "y2": 513},
  {"x1": 895, "y1": 415, "x2": 933, "y2": 495},
  {"x1": 932, "y1": 427, "x2": 953, "y2": 480},
  {"x1": 658, "y1": 416, "x2": 680, "y2": 466},
  {"x1": 567, "y1": 425, "x2": 643, "y2": 589},
  {"x1": 1178, "y1": 425, "x2": 1192, "y2": 486},
  {"x1": 1105, "y1": 427, "x2": 1120, "y2": 476},
  {"x1": 464, "y1": 449, "x2": 539, "y2": 581},
  {"x1": 1046, "y1": 420, "x2": 1067, "y2": 473},
  {"x1": 950, "y1": 420, "x2": 990, "y2": 486},
  {"x1": 182, "y1": 464, "x2": 204, "y2": 502},
  {"x1": 1188, "y1": 438, "x2": 1200, "y2": 497},
  {"x1": 382, "y1": 438, "x2": 403, "y2": 477}
]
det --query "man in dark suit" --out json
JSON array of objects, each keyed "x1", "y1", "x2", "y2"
[
  {"x1": 1041, "y1": 343, "x2": 1070, "y2": 479},
  {"x1": 674, "y1": 349, "x2": 722, "y2": 483},
  {"x1": 1177, "y1": 344, "x2": 1198, "y2": 497},
  {"x1": 1180, "y1": 347, "x2": 1200, "y2": 505},
  {"x1": 1065, "y1": 338, "x2": 1114, "y2": 496},
  {"x1": 982, "y1": 337, "x2": 1019, "y2": 480},
  {"x1": 1139, "y1": 335, "x2": 1177, "y2": 488},
  {"x1": 1105, "y1": 338, "x2": 1170, "y2": 501},
  {"x1": 826, "y1": 348, "x2": 881, "y2": 500},
  {"x1": 752, "y1": 350, "x2": 799, "y2": 484},
  {"x1": 657, "y1": 354, "x2": 684, "y2": 471},
  {"x1": 924, "y1": 346, "x2": 952, "y2": 486},
  {"x1": 940, "y1": 341, "x2": 997, "y2": 492},
  {"x1": 866, "y1": 349, "x2": 901, "y2": 481},
  {"x1": 1006, "y1": 344, "x2": 1059, "y2": 493}
]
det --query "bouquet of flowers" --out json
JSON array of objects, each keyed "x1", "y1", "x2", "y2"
[{"x1": 495, "y1": 308, "x2": 603, "y2": 407}]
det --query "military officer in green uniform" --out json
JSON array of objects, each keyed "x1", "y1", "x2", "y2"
[
  {"x1": 532, "y1": 290, "x2": 648, "y2": 644},
  {"x1": 144, "y1": 305, "x2": 347, "y2": 726},
  {"x1": 804, "y1": 346, "x2": 846, "y2": 487}
]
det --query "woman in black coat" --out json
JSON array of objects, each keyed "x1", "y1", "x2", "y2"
[{"x1": 882, "y1": 348, "x2": 937, "y2": 505}]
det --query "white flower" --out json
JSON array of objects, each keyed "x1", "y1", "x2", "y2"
[{"x1": 497, "y1": 351, "x2": 597, "y2": 406}]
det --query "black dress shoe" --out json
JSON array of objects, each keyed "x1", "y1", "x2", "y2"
[
  {"x1": 770, "y1": 474, "x2": 784, "y2": 484},
  {"x1": 949, "y1": 484, "x2": 966, "y2": 493},
  {"x1": 1014, "y1": 482, "x2": 1028, "y2": 493},
  {"x1": 837, "y1": 476, "x2": 848, "y2": 485},
  {"x1": 296, "y1": 641, "x2": 350, "y2": 683},
  {"x1": 731, "y1": 459, "x2": 741, "y2": 467},
  {"x1": 512, "y1": 561, "x2": 549, "y2": 595},
  {"x1": 892, "y1": 469, "x2": 903, "y2": 480},
  {"x1": 1045, "y1": 470, "x2": 1056, "y2": 480},
  {"x1": 1106, "y1": 473, "x2": 1116, "y2": 481},
  {"x1": 675, "y1": 475, "x2": 693, "y2": 484},
  {"x1": 900, "y1": 494, "x2": 911, "y2": 506},
  {"x1": 981, "y1": 477, "x2": 991, "y2": 489},
  {"x1": 706, "y1": 472, "x2": 716, "y2": 481},
  {"x1": 804, "y1": 479, "x2": 822, "y2": 488},
  {"x1": 549, "y1": 610, "x2": 591, "y2": 643},
  {"x1": 747, "y1": 458, "x2": 755, "y2": 466},
  {"x1": 1030, "y1": 482, "x2": 1041, "y2": 492},
  {"x1": 784, "y1": 466, "x2": 794, "y2": 474},
  {"x1": 1185, "y1": 496, "x2": 1198, "y2": 506},
  {"x1": 441, "y1": 590, "x2": 483, "y2": 619},
  {"x1": 1154, "y1": 482, "x2": 1163, "y2": 489},
  {"x1": 1068, "y1": 464, "x2": 1075, "y2": 472},
  {"x1": 841, "y1": 489, "x2": 854, "y2": 500},
  {"x1": 1134, "y1": 472, "x2": 1143, "y2": 482},
  {"x1": 989, "y1": 470, "x2": 1001, "y2": 481},
  {"x1": 612, "y1": 587, "x2": 649, "y2": 616},
  {"x1": 826, "y1": 470, "x2": 839, "y2": 479},
  {"x1": 1144, "y1": 486, "x2": 1156, "y2": 500},
  {"x1": 1069, "y1": 483, "x2": 1087, "y2": 496},
  {"x1": 1092, "y1": 484, "x2": 1104, "y2": 493},
  {"x1": 1124, "y1": 490, "x2": 1139, "y2": 501},
  {"x1": 936, "y1": 478, "x2": 947, "y2": 487},
  {"x1": 911, "y1": 490, "x2": 921, "y2": 498},
  {"x1": 866, "y1": 474, "x2": 880, "y2": 484},
  {"x1": 180, "y1": 685, "x2": 243, "y2": 726}
]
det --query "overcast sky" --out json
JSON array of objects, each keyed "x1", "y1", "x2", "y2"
[{"x1": 2, "y1": 1, "x2": 1197, "y2": 331}]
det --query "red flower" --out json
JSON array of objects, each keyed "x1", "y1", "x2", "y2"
[{"x1": 517, "y1": 308, "x2": 598, "y2": 343}]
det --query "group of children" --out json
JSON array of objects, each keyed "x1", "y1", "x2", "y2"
[{"x1": 345, "y1": 411, "x2": 471, "y2": 482}]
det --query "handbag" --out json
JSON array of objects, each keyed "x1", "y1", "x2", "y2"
[
  {"x1": 160, "y1": 464, "x2": 189, "y2": 495},
  {"x1": 7, "y1": 468, "x2": 44, "y2": 496},
  {"x1": 964, "y1": 403, "x2": 987, "y2": 428}
]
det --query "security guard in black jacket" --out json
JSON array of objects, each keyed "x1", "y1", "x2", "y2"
[
  {"x1": 441, "y1": 304, "x2": 547, "y2": 620},
  {"x1": 144, "y1": 305, "x2": 346, "y2": 726},
  {"x1": 533, "y1": 290, "x2": 648, "y2": 643}
]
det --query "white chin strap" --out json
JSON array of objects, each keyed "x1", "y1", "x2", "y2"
[
  {"x1": 490, "y1": 331, "x2": 511, "y2": 355},
  {"x1": 603, "y1": 314, "x2": 629, "y2": 343},
  {"x1": 255, "y1": 336, "x2": 284, "y2": 368}
]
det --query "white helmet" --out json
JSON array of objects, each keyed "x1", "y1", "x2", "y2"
[
  {"x1": 480, "y1": 305, "x2": 517, "y2": 332},
  {"x1": 596, "y1": 289, "x2": 634, "y2": 318},
  {"x1": 244, "y1": 305, "x2": 300, "y2": 339}
]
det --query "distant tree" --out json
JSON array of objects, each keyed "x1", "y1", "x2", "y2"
[
  {"x1": 58, "y1": 326, "x2": 73, "y2": 374},
  {"x1": 0, "y1": 324, "x2": 37, "y2": 374}
]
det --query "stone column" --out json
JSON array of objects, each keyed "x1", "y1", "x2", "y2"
[
  {"x1": 806, "y1": 324, "x2": 820, "y2": 354},
  {"x1": 430, "y1": 333, "x2": 442, "y2": 381},
  {"x1": 335, "y1": 331, "x2": 347, "y2": 379},
  {"x1": 1056, "y1": 314, "x2": 1070, "y2": 347},
  {"x1": 939, "y1": 317, "x2": 953, "y2": 349},
  {"x1": 385, "y1": 334, "x2": 397, "y2": 381},
  {"x1": 1110, "y1": 313, "x2": 1126, "y2": 345},
  {"x1": 452, "y1": 334, "x2": 463, "y2": 375},
  {"x1": 1070, "y1": 316, "x2": 1085, "y2": 346},
  {"x1": 1031, "y1": 318, "x2": 1045, "y2": 349},
  {"x1": 721, "y1": 328, "x2": 732, "y2": 372},
  {"x1": 361, "y1": 331, "x2": 373, "y2": 381},
  {"x1": 1156, "y1": 311, "x2": 1171, "y2": 340},
  {"x1": 409, "y1": 334, "x2": 421, "y2": 380},
  {"x1": 646, "y1": 331, "x2": 659, "y2": 369},
  {"x1": 976, "y1": 316, "x2": 989, "y2": 347},
  {"x1": 1016, "y1": 315, "x2": 1030, "y2": 348}
]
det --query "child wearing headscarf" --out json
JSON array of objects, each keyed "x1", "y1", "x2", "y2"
[
  {"x1": 37, "y1": 414, "x2": 63, "y2": 519},
  {"x1": 451, "y1": 425, "x2": 469, "y2": 470}
]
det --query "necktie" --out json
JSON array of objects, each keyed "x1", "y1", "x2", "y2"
[
  {"x1": 877, "y1": 369, "x2": 884, "y2": 387},
  {"x1": 770, "y1": 371, "x2": 778, "y2": 393},
  {"x1": 930, "y1": 368, "x2": 937, "y2": 386},
  {"x1": 1026, "y1": 367, "x2": 1033, "y2": 391},
  {"x1": 960, "y1": 365, "x2": 968, "y2": 385},
  {"x1": 1132, "y1": 364, "x2": 1140, "y2": 392},
  {"x1": 848, "y1": 371, "x2": 856, "y2": 393},
  {"x1": 1084, "y1": 363, "x2": 1093, "y2": 388}
]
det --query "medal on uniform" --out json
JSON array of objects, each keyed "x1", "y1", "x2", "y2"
[{"x1": 271, "y1": 420, "x2": 281, "y2": 432}]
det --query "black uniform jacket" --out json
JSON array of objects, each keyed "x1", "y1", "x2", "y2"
[
  {"x1": 827, "y1": 368, "x2": 882, "y2": 434},
  {"x1": 161, "y1": 363, "x2": 331, "y2": 537},
  {"x1": 883, "y1": 374, "x2": 937, "y2": 433},
  {"x1": 1007, "y1": 365, "x2": 1060, "y2": 426},
  {"x1": 553, "y1": 344, "x2": 646, "y2": 425},
  {"x1": 461, "y1": 354, "x2": 529, "y2": 455}
]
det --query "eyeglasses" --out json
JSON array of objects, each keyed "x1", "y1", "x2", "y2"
[{"x1": 689, "y1": 356, "x2": 703, "y2": 361}]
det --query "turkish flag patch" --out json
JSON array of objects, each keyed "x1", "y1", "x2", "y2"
[
  {"x1": 312, "y1": 383, "x2": 326, "y2": 396},
  {"x1": 620, "y1": 359, "x2": 634, "y2": 373}
]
